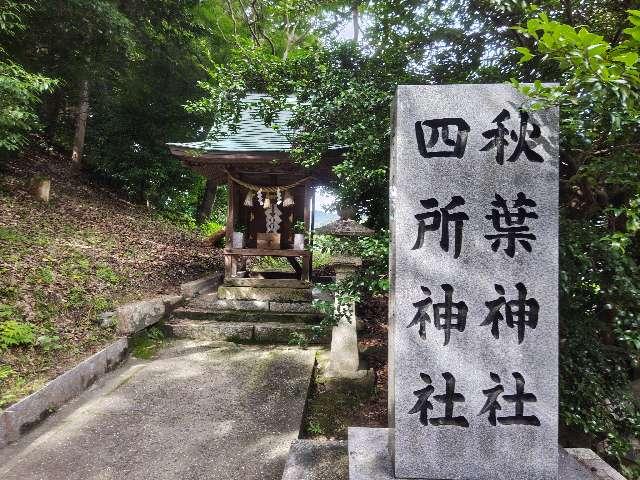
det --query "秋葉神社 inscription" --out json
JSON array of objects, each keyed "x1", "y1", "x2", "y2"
[{"x1": 389, "y1": 84, "x2": 559, "y2": 480}]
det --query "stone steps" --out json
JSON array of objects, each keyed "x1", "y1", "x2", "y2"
[
  {"x1": 172, "y1": 307, "x2": 321, "y2": 324},
  {"x1": 165, "y1": 288, "x2": 328, "y2": 345},
  {"x1": 217, "y1": 285, "x2": 313, "y2": 302},
  {"x1": 187, "y1": 293, "x2": 320, "y2": 313},
  {"x1": 165, "y1": 319, "x2": 329, "y2": 344}
]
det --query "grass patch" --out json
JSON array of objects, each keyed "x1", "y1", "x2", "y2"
[
  {"x1": 91, "y1": 296, "x2": 113, "y2": 314},
  {"x1": 0, "y1": 285, "x2": 20, "y2": 302},
  {"x1": 30, "y1": 266, "x2": 54, "y2": 285},
  {"x1": 130, "y1": 326, "x2": 165, "y2": 359},
  {"x1": 96, "y1": 265, "x2": 119, "y2": 284},
  {"x1": 0, "y1": 303, "x2": 21, "y2": 321},
  {"x1": 60, "y1": 253, "x2": 92, "y2": 281},
  {"x1": 0, "y1": 226, "x2": 27, "y2": 244},
  {"x1": 66, "y1": 287, "x2": 87, "y2": 308},
  {"x1": 301, "y1": 371, "x2": 374, "y2": 439}
]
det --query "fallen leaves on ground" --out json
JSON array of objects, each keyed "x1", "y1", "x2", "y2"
[{"x1": 0, "y1": 146, "x2": 222, "y2": 409}]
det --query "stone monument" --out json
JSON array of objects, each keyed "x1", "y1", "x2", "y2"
[{"x1": 350, "y1": 84, "x2": 560, "y2": 479}]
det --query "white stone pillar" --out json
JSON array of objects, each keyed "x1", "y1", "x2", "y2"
[{"x1": 328, "y1": 255, "x2": 362, "y2": 375}]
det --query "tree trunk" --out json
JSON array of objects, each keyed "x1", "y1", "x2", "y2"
[
  {"x1": 196, "y1": 179, "x2": 218, "y2": 224},
  {"x1": 71, "y1": 79, "x2": 89, "y2": 167},
  {"x1": 352, "y1": 1, "x2": 360, "y2": 42}
]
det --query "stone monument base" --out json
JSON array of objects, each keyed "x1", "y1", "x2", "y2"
[{"x1": 347, "y1": 427, "x2": 626, "y2": 480}]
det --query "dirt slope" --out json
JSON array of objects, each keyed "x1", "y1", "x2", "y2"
[{"x1": 0, "y1": 146, "x2": 221, "y2": 409}]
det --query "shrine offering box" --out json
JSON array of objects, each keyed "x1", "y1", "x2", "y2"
[{"x1": 257, "y1": 232, "x2": 281, "y2": 250}]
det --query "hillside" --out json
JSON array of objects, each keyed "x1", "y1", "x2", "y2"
[{"x1": 0, "y1": 146, "x2": 222, "y2": 409}]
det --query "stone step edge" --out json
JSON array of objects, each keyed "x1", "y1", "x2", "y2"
[
  {"x1": 183, "y1": 300, "x2": 321, "y2": 314},
  {"x1": 172, "y1": 309, "x2": 322, "y2": 323},
  {"x1": 165, "y1": 319, "x2": 329, "y2": 344},
  {"x1": 216, "y1": 286, "x2": 313, "y2": 302}
]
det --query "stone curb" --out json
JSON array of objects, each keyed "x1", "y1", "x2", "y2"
[
  {"x1": 116, "y1": 294, "x2": 185, "y2": 335},
  {"x1": 565, "y1": 448, "x2": 627, "y2": 480},
  {"x1": 0, "y1": 337, "x2": 129, "y2": 449},
  {"x1": 180, "y1": 272, "x2": 223, "y2": 298}
]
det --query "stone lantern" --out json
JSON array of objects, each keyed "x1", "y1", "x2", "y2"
[{"x1": 315, "y1": 208, "x2": 374, "y2": 379}]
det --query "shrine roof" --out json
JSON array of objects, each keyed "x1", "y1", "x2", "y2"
[{"x1": 168, "y1": 93, "x2": 296, "y2": 153}]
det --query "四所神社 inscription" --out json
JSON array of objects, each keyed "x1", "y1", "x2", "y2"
[{"x1": 389, "y1": 84, "x2": 559, "y2": 480}]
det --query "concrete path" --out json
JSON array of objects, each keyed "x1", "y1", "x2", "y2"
[{"x1": 0, "y1": 340, "x2": 316, "y2": 480}]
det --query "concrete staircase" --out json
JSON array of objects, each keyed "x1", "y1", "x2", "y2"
[{"x1": 166, "y1": 280, "x2": 329, "y2": 344}]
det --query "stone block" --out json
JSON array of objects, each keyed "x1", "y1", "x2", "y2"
[
  {"x1": 191, "y1": 298, "x2": 269, "y2": 311},
  {"x1": 281, "y1": 439, "x2": 348, "y2": 480},
  {"x1": 347, "y1": 428, "x2": 616, "y2": 480},
  {"x1": 172, "y1": 307, "x2": 320, "y2": 325},
  {"x1": 0, "y1": 343, "x2": 316, "y2": 479},
  {"x1": 180, "y1": 272, "x2": 222, "y2": 298},
  {"x1": 269, "y1": 301, "x2": 320, "y2": 313},
  {"x1": 161, "y1": 294, "x2": 184, "y2": 311},
  {"x1": 217, "y1": 286, "x2": 312, "y2": 302},
  {"x1": 312, "y1": 286, "x2": 334, "y2": 302},
  {"x1": 253, "y1": 323, "x2": 311, "y2": 343},
  {"x1": 116, "y1": 298, "x2": 165, "y2": 335},
  {"x1": 224, "y1": 278, "x2": 311, "y2": 289},
  {"x1": 329, "y1": 304, "x2": 359, "y2": 374},
  {"x1": 103, "y1": 337, "x2": 129, "y2": 371},
  {"x1": 166, "y1": 320, "x2": 253, "y2": 342},
  {"x1": 389, "y1": 84, "x2": 559, "y2": 479},
  {"x1": 96, "y1": 311, "x2": 116, "y2": 328},
  {"x1": 565, "y1": 449, "x2": 627, "y2": 480}
]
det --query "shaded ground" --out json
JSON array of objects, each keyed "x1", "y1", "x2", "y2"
[
  {"x1": 0, "y1": 340, "x2": 316, "y2": 480},
  {"x1": 302, "y1": 295, "x2": 388, "y2": 439},
  {"x1": 0, "y1": 147, "x2": 222, "y2": 409}
]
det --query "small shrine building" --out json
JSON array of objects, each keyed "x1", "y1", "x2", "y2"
[{"x1": 168, "y1": 94, "x2": 342, "y2": 285}]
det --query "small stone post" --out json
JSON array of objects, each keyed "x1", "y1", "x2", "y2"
[
  {"x1": 30, "y1": 176, "x2": 50, "y2": 203},
  {"x1": 328, "y1": 255, "x2": 362, "y2": 375}
]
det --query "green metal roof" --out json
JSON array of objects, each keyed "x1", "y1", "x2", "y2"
[{"x1": 168, "y1": 93, "x2": 295, "y2": 153}]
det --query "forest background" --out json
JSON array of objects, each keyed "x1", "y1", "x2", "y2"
[{"x1": 1, "y1": 0, "x2": 640, "y2": 474}]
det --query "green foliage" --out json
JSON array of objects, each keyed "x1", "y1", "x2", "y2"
[
  {"x1": 95, "y1": 266, "x2": 119, "y2": 285},
  {"x1": 0, "y1": 59, "x2": 56, "y2": 152},
  {"x1": 200, "y1": 221, "x2": 226, "y2": 237},
  {"x1": 509, "y1": 9, "x2": 640, "y2": 467},
  {"x1": 0, "y1": 364, "x2": 13, "y2": 381},
  {"x1": 288, "y1": 331, "x2": 309, "y2": 348},
  {"x1": 0, "y1": 226, "x2": 25, "y2": 243},
  {"x1": 293, "y1": 220, "x2": 306, "y2": 234},
  {"x1": 512, "y1": 8, "x2": 640, "y2": 135},
  {"x1": 306, "y1": 420, "x2": 324, "y2": 436},
  {"x1": 315, "y1": 231, "x2": 390, "y2": 298},
  {"x1": 66, "y1": 287, "x2": 87, "y2": 309},
  {"x1": 560, "y1": 217, "x2": 640, "y2": 465},
  {"x1": 0, "y1": 303, "x2": 19, "y2": 320},
  {"x1": 130, "y1": 326, "x2": 165, "y2": 359},
  {"x1": 32, "y1": 266, "x2": 54, "y2": 285},
  {"x1": 91, "y1": 296, "x2": 113, "y2": 316},
  {"x1": 314, "y1": 232, "x2": 389, "y2": 327},
  {"x1": 0, "y1": 1, "x2": 56, "y2": 154},
  {"x1": 0, "y1": 320, "x2": 35, "y2": 350},
  {"x1": 35, "y1": 334, "x2": 62, "y2": 352}
]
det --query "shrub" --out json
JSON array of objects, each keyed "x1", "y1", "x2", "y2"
[{"x1": 0, "y1": 320, "x2": 35, "y2": 350}]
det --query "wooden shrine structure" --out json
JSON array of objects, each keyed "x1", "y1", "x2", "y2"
[{"x1": 168, "y1": 94, "x2": 342, "y2": 284}]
